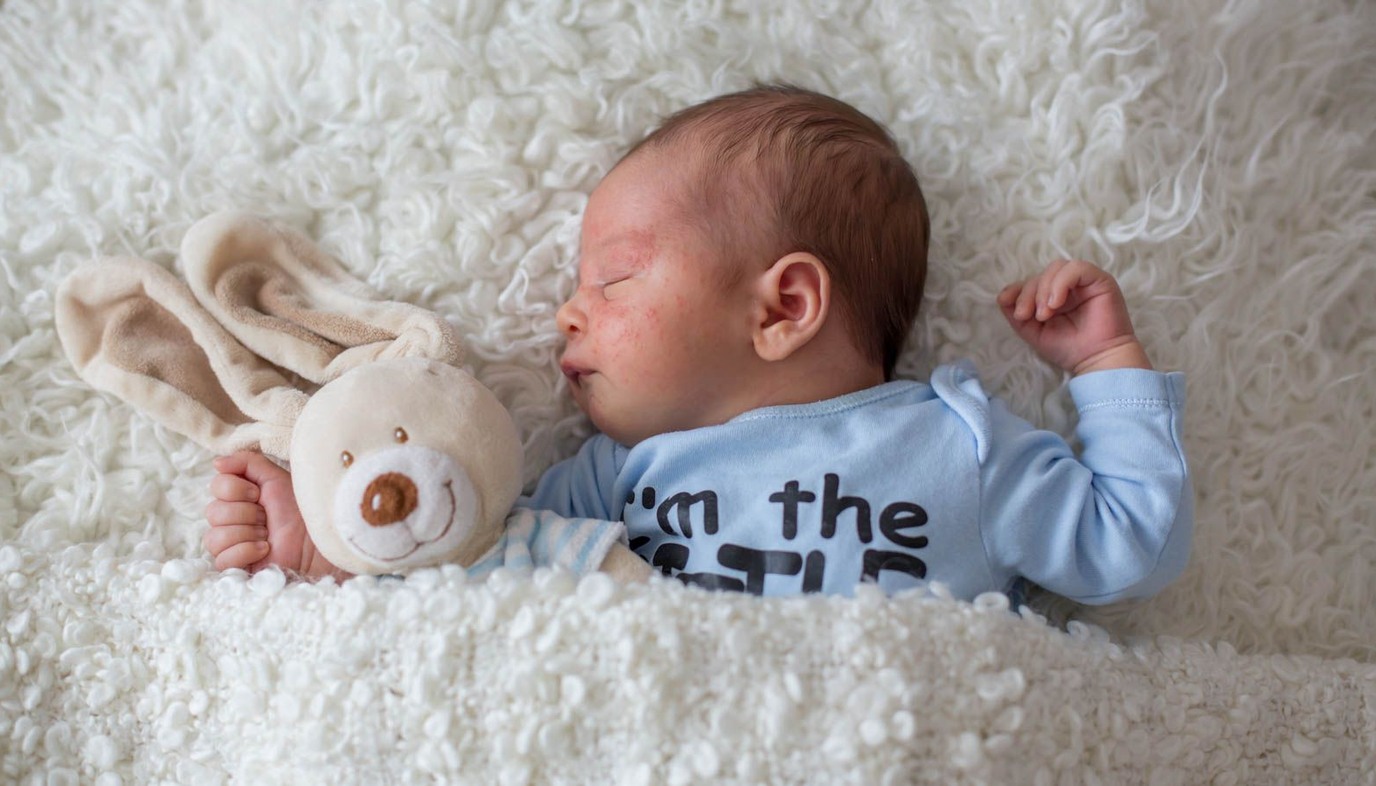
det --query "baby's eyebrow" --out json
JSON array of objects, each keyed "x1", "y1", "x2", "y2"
[
  {"x1": 584, "y1": 232, "x2": 657, "y2": 275},
  {"x1": 590, "y1": 230, "x2": 656, "y2": 255}
]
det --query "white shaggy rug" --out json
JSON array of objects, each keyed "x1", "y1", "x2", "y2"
[{"x1": 2, "y1": 0, "x2": 1374, "y2": 783}]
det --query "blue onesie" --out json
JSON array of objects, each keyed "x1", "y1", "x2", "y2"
[{"x1": 517, "y1": 362, "x2": 1192, "y2": 602}]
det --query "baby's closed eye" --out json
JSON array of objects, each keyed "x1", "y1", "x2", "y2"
[{"x1": 600, "y1": 276, "x2": 635, "y2": 297}]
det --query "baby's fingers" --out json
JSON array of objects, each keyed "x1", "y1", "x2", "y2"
[
  {"x1": 1048, "y1": 259, "x2": 1113, "y2": 308},
  {"x1": 1007, "y1": 279, "x2": 1034, "y2": 323},
  {"x1": 1033, "y1": 259, "x2": 1069, "y2": 320},
  {"x1": 997, "y1": 280, "x2": 1027, "y2": 310},
  {"x1": 204, "y1": 522, "x2": 268, "y2": 555},
  {"x1": 996, "y1": 281, "x2": 1023, "y2": 307},
  {"x1": 206, "y1": 499, "x2": 265, "y2": 528},
  {"x1": 212, "y1": 452, "x2": 253, "y2": 477},
  {"x1": 1046, "y1": 260, "x2": 1084, "y2": 306},
  {"x1": 211, "y1": 540, "x2": 271, "y2": 572},
  {"x1": 996, "y1": 282, "x2": 1025, "y2": 320},
  {"x1": 214, "y1": 451, "x2": 288, "y2": 487},
  {"x1": 210, "y1": 472, "x2": 259, "y2": 503}
]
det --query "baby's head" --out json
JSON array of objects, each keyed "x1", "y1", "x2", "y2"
[{"x1": 557, "y1": 84, "x2": 929, "y2": 446}]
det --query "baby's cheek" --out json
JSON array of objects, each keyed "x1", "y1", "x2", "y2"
[
  {"x1": 598, "y1": 305, "x2": 649, "y2": 354},
  {"x1": 614, "y1": 310, "x2": 687, "y2": 392}
]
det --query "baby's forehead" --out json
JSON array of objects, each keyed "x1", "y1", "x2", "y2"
[
  {"x1": 587, "y1": 229, "x2": 657, "y2": 257},
  {"x1": 584, "y1": 153, "x2": 713, "y2": 241}
]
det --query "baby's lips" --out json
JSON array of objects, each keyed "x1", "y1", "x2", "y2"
[{"x1": 560, "y1": 360, "x2": 590, "y2": 381}]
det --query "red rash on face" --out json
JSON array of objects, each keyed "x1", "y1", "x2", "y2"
[{"x1": 554, "y1": 151, "x2": 761, "y2": 446}]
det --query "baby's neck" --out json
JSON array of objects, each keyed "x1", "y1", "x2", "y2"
[
  {"x1": 731, "y1": 353, "x2": 887, "y2": 417},
  {"x1": 615, "y1": 359, "x2": 885, "y2": 448}
]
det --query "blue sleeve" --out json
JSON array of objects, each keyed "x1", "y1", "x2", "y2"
[
  {"x1": 976, "y1": 367, "x2": 1193, "y2": 604},
  {"x1": 516, "y1": 434, "x2": 623, "y2": 520}
]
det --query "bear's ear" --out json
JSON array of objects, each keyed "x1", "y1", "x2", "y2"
[
  {"x1": 55, "y1": 211, "x2": 473, "y2": 463},
  {"x1": 55, "y1": 256, "x2": 305, "y2": 459},
  {"x1": 179, "y1": 211, "x2": 464, "y2": 385}
]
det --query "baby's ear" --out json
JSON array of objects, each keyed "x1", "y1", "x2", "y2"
[{"x1": 752, "y1": 252, "x2": 830, "y2": 362}]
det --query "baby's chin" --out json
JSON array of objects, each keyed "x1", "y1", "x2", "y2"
[
  {"x1": 588, "y1": 407, "x2": 649, "y2": 448},
  {"x1": 590, "y1": 414, "x2": 636, "y2": 447},
  {"x1": 569, "y1": 387, "x2": 615, "y2": 438},
  {"x1": 576, "y1": 380, "x2": 680, "y2": 446}
]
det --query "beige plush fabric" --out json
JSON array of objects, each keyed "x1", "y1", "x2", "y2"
[
  {"x1": 54, "y1": 256, "x2": 305, "y2": 458},
  {"x1": 288, "y1": 357, "x2": 524, "y2": 576},
  {"x1": 180, "y1": 211, "x2": 463, "y2": 385},
  {"x1": 53, "y1": 211, "x2": 465, "y2": 460}
]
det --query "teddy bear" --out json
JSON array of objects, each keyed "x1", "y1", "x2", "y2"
[{"x1": 54, "y1": 211, "x2": 650, "y2": 582}]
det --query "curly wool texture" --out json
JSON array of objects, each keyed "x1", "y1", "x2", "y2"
[
  {"x1": 3, "y1": 545, "x2": 1374, "y2": 785},
  {"x1": 1, "y1": 0, "x2": 1374, "y2": 783}
]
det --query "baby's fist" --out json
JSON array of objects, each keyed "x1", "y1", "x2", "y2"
[
  {"x1": 204, "y1": 456, "x2": 271, "y2": 571},
  {"x1": 997, "y1": 259, "x2": 1152, "y2": 375},
  {"x1": 204, "y1": 451, "x2": 319, "y2": 576}
]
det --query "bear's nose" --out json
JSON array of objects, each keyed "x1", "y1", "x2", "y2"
[{"x1": 360, "y1": 472, "x2": 419, "y2": 526}]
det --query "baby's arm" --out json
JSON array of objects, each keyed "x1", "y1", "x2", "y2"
[
  {"x1": 518, "y1": 434, "x2": 623, "y2": 519},
  {"x1": 517, "y1": 435, "x2": 651, "y2": 581},
  {"x1": 982, "y1": 260, "x2": 1190, "y2": 602},
  {"x1": 997, "y1": 259, "x2": 1152, "y2": 375},
  {"x1": 204, "y1": 451, "x2": 350, "y2": 581},
  {"x1": 976, "y1": 373, "x2": 1192, "y2": 603}
]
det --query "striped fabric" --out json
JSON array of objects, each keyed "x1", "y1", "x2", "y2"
[{"x1": 466, "y1": 508, "x2": 627, "y2": 580}]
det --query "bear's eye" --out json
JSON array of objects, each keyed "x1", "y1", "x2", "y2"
[
  {"x1": 341, "y1": 451, "x2": 354, "y2": 468},
  {"x1": 394, "y1": 427, "x2": 408, "y2": 444}
]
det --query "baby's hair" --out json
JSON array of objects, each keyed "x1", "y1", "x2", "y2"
[{"x1": 624, "y1": 83, "x2": 929, "y2": 378}]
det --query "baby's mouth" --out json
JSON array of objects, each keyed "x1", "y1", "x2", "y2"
[{"x1": 560, "y1": 361, "x2": 591, "y2": 385}]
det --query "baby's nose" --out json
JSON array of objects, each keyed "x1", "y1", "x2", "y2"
[
  {"x1": 555, "y1": 297, "x2": 584, "y2": 337},
  {"x1": 361, "y1": 472, "x2": 419, "y2": 526}
]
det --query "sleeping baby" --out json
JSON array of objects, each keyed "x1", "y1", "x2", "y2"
[{"x1": 206, "y1": 84, "x2": 1192, "y2": 601}]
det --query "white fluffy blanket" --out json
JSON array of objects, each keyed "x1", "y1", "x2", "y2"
[{"x1": 2, "y1": 0, "x2": 1374, "y2": 783}]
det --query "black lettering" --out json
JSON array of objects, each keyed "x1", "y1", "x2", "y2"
[
  {"x1": 717, "y1": 544, "x2": 803, "y2": 595},
  {"x1": 650, "y1": 542, "x2": 690, "y2": 575},
  {"x1": 822, "y1": 473, "x2": 871, "y2": 542},
  {"x1": 879, "y1": 502, "x2": 929, "y2": 548},
  {"x1": 628, "y1": 535, "x2": 652, "y2": 554},
  {"x1": 677, "y1": 573, "x2": 745, "y2": 592},
  {"x1": 768, "y1": 480, "x2": 816, "y2": 540},
  {"x1": 801, "y1": 550, "x2": 826, "y2": 593},
  {"x1": 861, "y1": 549, "x2": 927, "y2": 582},
  {"x1": 656, "y1": 490, "x2": 719, "y2": 537},
  {"x1": 641, "y1": 486, "x2": 656, "y2": 509}
]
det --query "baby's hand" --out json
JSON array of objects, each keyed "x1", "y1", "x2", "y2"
[
  {"x1": 997, "y1": 259, "x2": 1152, "y2": 375},
  {"x1": 204, "y1": 451, "x2": 346, "y2": 580}
]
